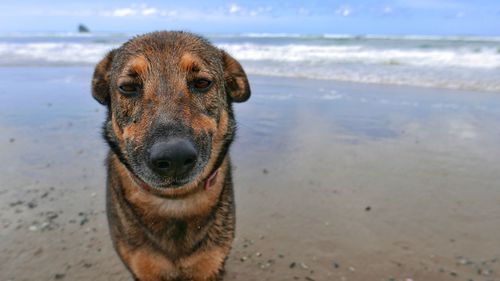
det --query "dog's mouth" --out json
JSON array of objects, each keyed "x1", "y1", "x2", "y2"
[{"x1": 129, "y1": 166, "x2": 219, "y2": 193}]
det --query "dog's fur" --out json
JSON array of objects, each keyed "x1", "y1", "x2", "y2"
[{"x1": 91, "y1": 31, "x2": 250, "y2": 281}]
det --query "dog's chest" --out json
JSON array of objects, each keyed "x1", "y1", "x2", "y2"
[{"x1": 143, "y1": 215, "x2": 212, "y2": 256}]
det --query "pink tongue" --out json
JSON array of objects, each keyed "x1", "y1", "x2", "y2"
[{"x1": 204, "y1": 169, "x2": 219, "y2": 190}]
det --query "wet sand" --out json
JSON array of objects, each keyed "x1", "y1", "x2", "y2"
[{"x1": 1, "y1": 67, "x2": 500, "y2": 281}]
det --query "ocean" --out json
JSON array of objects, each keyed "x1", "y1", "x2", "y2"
[{"x1": 0, "y1": 32, "x2": 499, "y2": 92}]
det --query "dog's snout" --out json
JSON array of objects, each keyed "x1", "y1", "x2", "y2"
[{"x1": 149, "y1": 139, "x2": 198, "y2": 177}]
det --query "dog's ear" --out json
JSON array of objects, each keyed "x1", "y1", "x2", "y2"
[
  {"x1": 222, "y1": 51, "x2": 251, "y2": 103},
  {"x1": 92, "y1": 50, "x2": 116, "y2": 105}
]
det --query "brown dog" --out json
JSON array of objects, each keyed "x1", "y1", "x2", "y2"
[{"x1": 91, "y1": 31, "x2": 250, "y2": 281}]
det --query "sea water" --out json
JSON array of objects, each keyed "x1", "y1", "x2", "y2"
[{"x1": 0, "y1": 32, "x2": 499, "y2": 92}]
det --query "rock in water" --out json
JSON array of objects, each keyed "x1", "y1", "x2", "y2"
[{"x1": 78, "y1": 24, "x2": 90, "y2": 33}]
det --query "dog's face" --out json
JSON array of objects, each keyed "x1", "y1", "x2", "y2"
[{"x1": 92, "y1": 32, "x2": 250, "y2": 193}]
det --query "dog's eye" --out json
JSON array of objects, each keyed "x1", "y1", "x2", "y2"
[
  {"x1": 191, "y1": 79, "x2": 212, "y2": 92},
  {"x1": 118, "y1": 84, "x2": 141, "y2": 95}
]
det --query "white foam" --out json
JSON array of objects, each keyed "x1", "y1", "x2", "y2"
[
  {"x1": 239, "y1": 33, "x2": 304, "y2": 38},
  {"x1": 323, "y1": 34, "x2": 500, "y2": 42},
  {"x1": 239, "y1": 64, "x2": 500, "y2": 92},
  {"x1": 0, "y1": 43, "x2": 115, "y2": 65},
  {"x1": 321, "y1": 91, "x2": 343, "y2": 100},
  {"x1": 218, "y1": 43, "x2": 500, "y2": 69}
]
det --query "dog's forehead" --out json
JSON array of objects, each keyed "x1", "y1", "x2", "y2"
[{"x1": 119, "y1": 32, "x2": 221, "y2": 72}]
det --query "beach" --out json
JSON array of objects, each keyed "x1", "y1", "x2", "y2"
[{"x1": 1, "y1": 65, "x2": 499, "y2": 280}]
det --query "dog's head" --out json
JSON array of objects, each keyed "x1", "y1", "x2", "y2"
[{"x1": 92, "y1": 31, "x2": 250, "y2": 194}]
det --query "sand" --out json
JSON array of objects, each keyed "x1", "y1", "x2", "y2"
[{"x1": 1, "y1": 67, "x2": 499, "y2": 281}]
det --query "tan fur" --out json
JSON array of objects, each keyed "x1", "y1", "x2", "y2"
[
  {"x1": 128, "y1": 247, "x2": 176, "y2": 281},
  {"x1": 179, "y1": 53, "x2": 199, "y2": 73},
  {"x1": 127, "y1": 55, "x2": 149, "y2": 76},
  {"x1": 180, "y1": 248, "x2": 229, "y2": 280},
  {"x1": 190, "y1": 114, "x2": 218, "y2": 135}
]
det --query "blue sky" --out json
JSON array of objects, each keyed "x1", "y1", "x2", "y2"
[{"x1": 1, "y1": 0, "x2": 499, "y2": 35}]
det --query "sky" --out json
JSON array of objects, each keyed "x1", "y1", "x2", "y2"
[{"x1": 1, "y1": 0, "x2": 499, "y2": 36}]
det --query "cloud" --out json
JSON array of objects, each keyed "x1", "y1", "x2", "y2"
[
  {"x1": 112, "y1": 8, "x2": 137, "y2": 17},
  {"x1": 336, "y1": 6, "x2": 352, "y2": 16},
  {"x1": 383, "y1": 6, "x2": 393, "y2": 14},
  {"x1": 229, "y1": 4, "x2": 242, "y2": 14},
  {"x1": 105, "y1": 5, "x2": 161, "y2": 17},
  {"x1": 396, "y1": 0, "x2": 463, "y2": 10},
  {"x1": 159, "y1": 10, "x2": 178, "y2": 17},
  {"x1": 225, "y1": 4, "x2": 273, "y2": 17},
  {"x1": 141, "y1": 8, "x2": 158, "y2": 16},
  {"x1": 98, "y1": 5, "x2": 179, "y2": 18},
  {"x1": 249, "y1": 6, "x2": 273, "y2": 17}
]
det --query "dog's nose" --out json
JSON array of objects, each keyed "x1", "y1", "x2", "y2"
[{"x1": 148, "y1": 139, "x2": 198, "y2": 177}]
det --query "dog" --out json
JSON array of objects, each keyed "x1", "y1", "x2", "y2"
[{"x1": 91, "y1": 31, "x2": 250, "y2": 281}]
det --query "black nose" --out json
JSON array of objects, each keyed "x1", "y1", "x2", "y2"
[{"x1": 148, "y1": 138, "x2": 198, "y2": 177}]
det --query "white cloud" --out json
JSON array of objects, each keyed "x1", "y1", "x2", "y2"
[
  {"x1": 112, "y1": 8, "x2": 137, "y2": 17},
  {"x1": 396, "y1": 0, "x2": 462, "y2": 10},
  {"x1": 336, "y1": 6, "x2": 352, "y2": 16},
  {"x1": 247, "y1": 6, "x2": 272, "y2": 17},
  {"x1": 383, "y1": 6, "x2": 393, "y2": 14},
  {"x1": 142, "y1": 8, "x2": 158, "y2": 16},
  {"x1": 105, "y1": 6, "x2": 161, "y2": 17},
  {"x1": 61, "y1": 3, "x2": 274, "y2": 20},
  {"x1": 229, "y1": 4, "x2": 242, "y2": 14},
  {"x1": 159, "y1": 10, "x2": 178, "y2": 17},
  {"x1": 225, "y1": 4, "x2": 273, "y2": 17}
]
